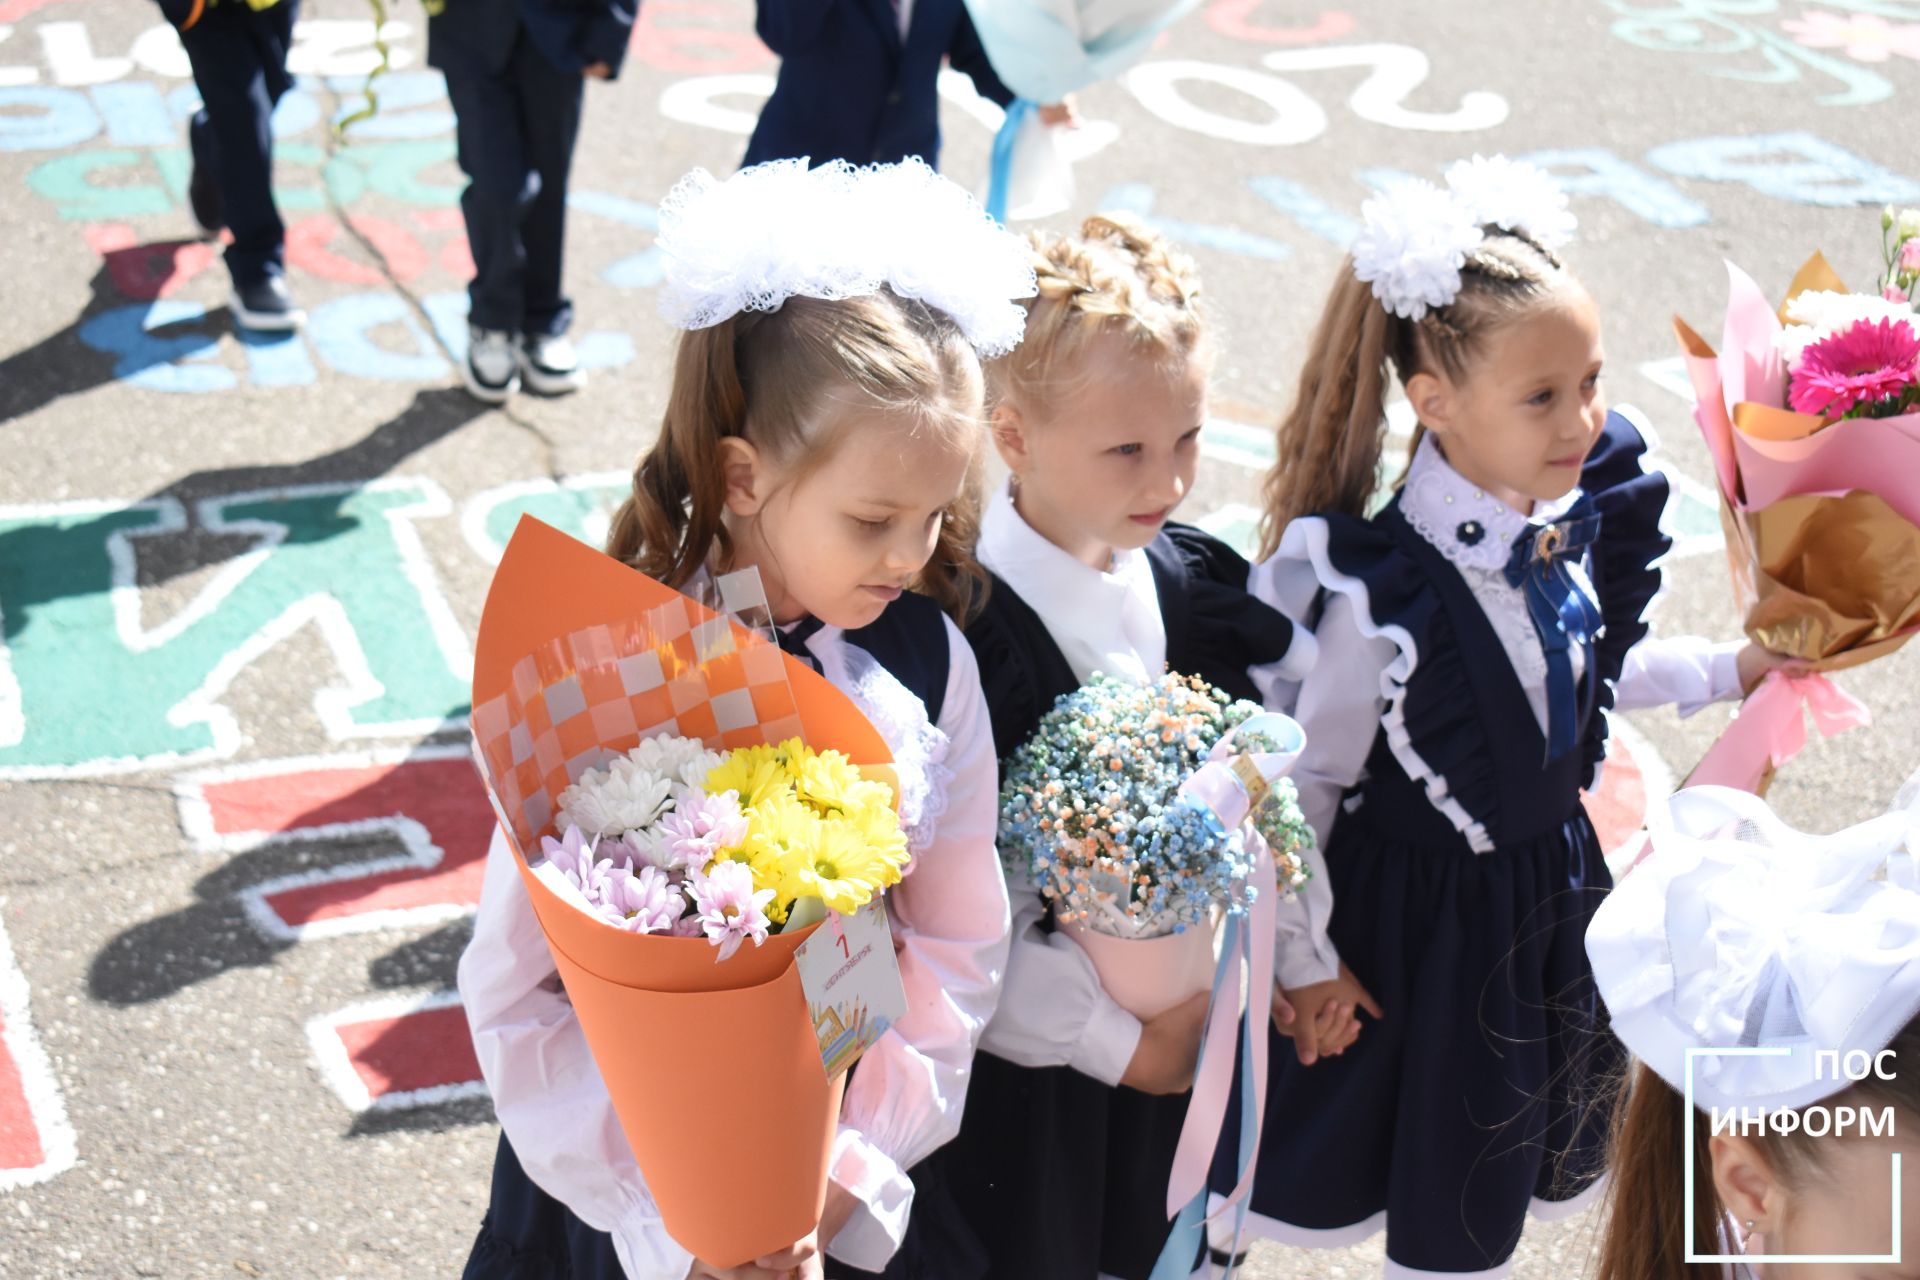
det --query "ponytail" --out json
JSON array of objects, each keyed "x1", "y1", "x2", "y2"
[
  {"x1": 606, "y1": 318, "x2": 753, "y2": 586},
  {"x1": 1257, "y1": 267, "x2": 1406, "y2": 558},
  {"x1": 1595, "y1": 1063, "x2": 1721, "y2": 1280},
  {"x1": 1257, "y1": 231, "x2": 1579, "y2": 559}
]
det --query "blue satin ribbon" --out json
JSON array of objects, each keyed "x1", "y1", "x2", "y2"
[
  {"x1": 1503, "y1": 502, "x2": 1603, "y2": 761},
  {"x1": 985, "y1": 99, "x2": 1036, "y2": 225}
]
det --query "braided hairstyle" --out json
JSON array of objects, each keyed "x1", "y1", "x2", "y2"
[
  {"x1": 1255, "y1": 230, "x2": 1576, "y2": 558},
  {"x1": 604, "y1": 289, "x2": 991, "y2": 621},
  {"x1": 987, "y1": 212, "x2": 1209, "y2": 419}
]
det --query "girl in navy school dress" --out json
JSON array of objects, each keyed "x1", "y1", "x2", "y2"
[
  {"x1": 457, "y1": 159, "x2": 1034, "y2": 1280},
  {"x1": 1217, "y1": 159, "x2": 1786, "y2": 1277},
  {"x1": 932, "y1": 213, "x2": 1310, "y2": 1280}
]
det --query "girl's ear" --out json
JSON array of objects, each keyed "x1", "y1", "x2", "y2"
[
  {"x1": 718, "y1": 437, "x2": 766, "y2": 516},
  {"x1": 990, "y1": 402, "x2": 1030, "y2": 474},
  {"x1": 1406, "y1": 369, "x2": 1456, "y2": 438},
  {"x1": 1708, "y1": 1132, "x2": 1782, "y2": 1239}
]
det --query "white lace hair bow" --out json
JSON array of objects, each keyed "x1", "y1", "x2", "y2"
[
  {"x1": 1351, "y1": 155, "x2": 1578, "y2": 323},
  {"x1": 1587, "y1": 783, "x2": 1920, "y2": 1113},
  {"x1": 655, "y1": 158, "x2": 1039, "y2": 358}
]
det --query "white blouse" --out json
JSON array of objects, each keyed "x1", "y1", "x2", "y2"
[
  {"x1": 1252, "y1": 432, "x2": 1745, "y2": 989},
  {"x1": 971, "y1": 485, "x2": 1170, "y2": 1085},
  {"x1": 458, "y1": 617, "x2": 1012, "y2": 1277}
]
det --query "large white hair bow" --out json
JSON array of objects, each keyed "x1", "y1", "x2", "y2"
[
  {"x1": 1588, "y1": 784, "x2": 1920, "y2": 1113},
  {"x1": 655, "y1": 158, "x2": 1039, "y2": 357},
  {"x1": 1351, "y1": 155, "x2": 1577, "y2": 323}
]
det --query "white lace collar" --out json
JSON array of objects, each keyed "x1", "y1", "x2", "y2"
[
  {"x1": 1400, "y1": 431, "x2": 1582, "y2": 573},
  {"x1": 976, "y1": 481, "x2": 1167, "y2": 685}
]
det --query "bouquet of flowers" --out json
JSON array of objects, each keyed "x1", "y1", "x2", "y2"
[
  {"x1": 536, "y1": 735, "x2": 907, "y2": 958},
  {"x1": 1673, "y1": 210, "x2": 1920, "y2": 793},
  {"x1": 1001, "y1": 673, "x2": 1308, "y2": 1272},
  {"x1": 469, "y1": 516, "x2": 906, "y2": 1268},
  {"x1": 999, "y1": 672, "x2": 1312, "y2": 1017}
]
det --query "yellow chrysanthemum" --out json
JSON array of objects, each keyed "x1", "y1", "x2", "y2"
[
  {"x1": 706, "y1": 748, "x2": 791, "y2": 808},
  {"x1": 791, "y1": 748, "x2": 865, "y2": 814},
  {"x1": 842, "y1": 805, "x2": 909, "y2": 887},
  {"x1": 783, "y1": 819, "x2": 898, "y2": 915}
]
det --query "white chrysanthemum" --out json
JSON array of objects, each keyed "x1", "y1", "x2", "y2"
[
  {"x1": 1351, "y1": 181, "x2": 1483, "y2": 321},
  {"x1": 1777, "y1": 290, "x2": 1920, "y2": 369},
  {"x1": 1444, "y1": 154, "x2": 1577, "y2": 250},
  {"x1": 655, "y1": 158, "x2": 1037, "y2": 357},
  {"x1": 557, "y1": 764, "x2": 674, "y2": 839},
  {"x1": 623, "y1": 735, "x2": 720, "y2": 788}
]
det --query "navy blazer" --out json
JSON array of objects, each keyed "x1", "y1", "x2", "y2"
[
  {"x1": 744, "y1": 0, "x2": 1014, "y2": 169},
  {"x1": 427, "y1": 0, "x2": 636, "y2": 78}
]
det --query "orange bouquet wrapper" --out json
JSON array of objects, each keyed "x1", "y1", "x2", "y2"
[{"x1": 470, "y1": 516, "x2": 893, "y2": 1267}]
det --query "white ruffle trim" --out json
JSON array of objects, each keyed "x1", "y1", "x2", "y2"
[
  {"x1": 823, "y1": 638, "x2": 953, "y2": 870},
  {"x1": 1275, "y1": 518, "x2": 1495, "y2": 854}
]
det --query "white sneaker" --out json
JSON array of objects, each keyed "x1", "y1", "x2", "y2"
[
  {"x1": 518, "y1": 333, "x2": 585, "y2": 396},
  {"x1": 463, "y1": 325, "x2": 518, "y2": 404}
]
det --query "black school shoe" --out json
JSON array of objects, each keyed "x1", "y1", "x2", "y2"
[
  {"x1": 230, "y1": 274, "x2": 305, "y2": 332},
  {"x1": 187, "y1": 114, "x2": 223, "y2": 235}
]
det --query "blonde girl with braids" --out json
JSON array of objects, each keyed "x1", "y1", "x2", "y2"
[
  {"x1": 1217, "y1": 158, "x2": 1782, "y2": 1277},
  {"x1": 928, "y1": 212, "x2": 1311, "y2": 1280},
  {"x1": 458, "y1": 159, "x2": 1033, "y2": 1280}
]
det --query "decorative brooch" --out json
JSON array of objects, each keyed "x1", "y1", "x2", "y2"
[{"x1": 1455, "y1": 520, "x2": 1485, "y2": 547}]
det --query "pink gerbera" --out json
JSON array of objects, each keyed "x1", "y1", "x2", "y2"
[{"x1": 1788, "y1": 317, "x2": 1920, "y2": 419}]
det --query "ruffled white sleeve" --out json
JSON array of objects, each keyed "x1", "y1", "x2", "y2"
[
  {"x1": 1248, "y1": 548, "x2": 1396, "y2": 990},
  {"x1": 827, "y1": 617, "x2": 1013, "y2": 1271},
  {"x1": 458, "y1": 828, "x2": 695, "y2": 1280},
  {"x1": 1614, "y1": 634, "x2": 1745, "y2": 716}
]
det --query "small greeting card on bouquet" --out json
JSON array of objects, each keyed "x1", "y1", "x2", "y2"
[{"x1": 469, "y1": 516, "x2": 911, "y2": 1268}]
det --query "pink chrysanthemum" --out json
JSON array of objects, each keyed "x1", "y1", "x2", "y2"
[
  {"x1": 692, "y1": 860, "x2": 774, "y2": 961},
  {"x1": 1788, "y1": 316, "x2": 1920, "y2": 419}
]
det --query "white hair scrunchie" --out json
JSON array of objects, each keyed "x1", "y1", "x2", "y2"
[
  {"x1": 1349, "y1": 155, "x2": 1577, "y2": 323},
  {"x1": 655, "y1": 158, "x2": 1039, "y2": 358}
]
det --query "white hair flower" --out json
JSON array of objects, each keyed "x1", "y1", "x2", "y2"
[
  {"x1": 1443, "y1": 155, "x2": 1577, "y2": 250},
  {"x1": 1350, "y1": 180, "x2": 1483, "y2": 321},
  {"x1": 655, "y1": 158, "x2": 1038, "y2": 357}
]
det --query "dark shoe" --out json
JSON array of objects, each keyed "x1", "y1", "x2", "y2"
[
  {"x1": 188, "y1": 113, "x2": 223, "y2": 235},
  {"x1": 463, "y1": 325, "x2": 519, "y2": 404},
  {"x1": 230, "y1": 275, "x2": 304, "y2": 332},
  {"x1": 517, "y1": 332, "x2": 585, "y2": 396}
]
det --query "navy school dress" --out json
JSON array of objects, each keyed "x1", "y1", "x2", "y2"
[
  {"x1": 1211, "y1": 412, "x2": 1668, "y2": 1275},
  {"x1": 927, "y1": 524, "x2": 1300, "y2": 1280},
  {"x1": 465, "y1": 594, "x2": 958, "y2": 1280}
]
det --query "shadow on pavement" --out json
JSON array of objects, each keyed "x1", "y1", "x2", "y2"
[{"x1": 0, "y1": 384, "x2": 485, "y2": 644}]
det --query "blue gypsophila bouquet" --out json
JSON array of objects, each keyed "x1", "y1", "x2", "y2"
[{"x1": 1000, "y1": 673, "x2": 1313, "y2": 941}]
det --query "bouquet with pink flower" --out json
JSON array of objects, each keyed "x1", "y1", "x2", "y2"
[
  {"x1": 533, "y1": 731, "x2": 907, "y2": 959},
  {"x1": 1673, "y1": 219, "x2": 1920, "y2": 793}
]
